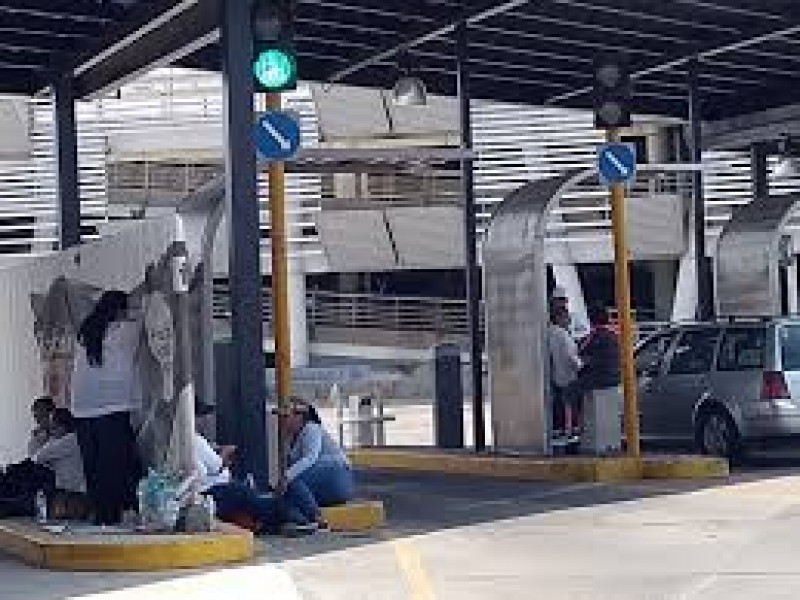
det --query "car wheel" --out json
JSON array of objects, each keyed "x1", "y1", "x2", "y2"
[{"x1": 697, "y1": 409, "x2": 740, "y2": 460}]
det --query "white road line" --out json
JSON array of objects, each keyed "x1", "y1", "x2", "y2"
[
  {"x1": 605, "y1": 149, "x2": 629, "y2": 177},
  {"x1": 262, "y1": 118, "x2": 291, "y2": 151}
]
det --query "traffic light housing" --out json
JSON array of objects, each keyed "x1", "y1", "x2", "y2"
[
  {"x1": 593, "y1": 56, "x2": 631, "y2": 129},
  {"x1": 252, "y1": 0, "x2": 297, "y2": 93}
]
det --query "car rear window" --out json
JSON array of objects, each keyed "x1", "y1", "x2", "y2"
[
  {"x1": 717, "y1": 327, "x2": 766, "y2": 371},
  {"x1": 780, "y1": 325, "x2": 800, "y2": 371}
]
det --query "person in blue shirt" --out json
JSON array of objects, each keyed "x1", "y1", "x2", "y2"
[{"x1": 279, "y1": 400, "x2": 355, "y2": 527}]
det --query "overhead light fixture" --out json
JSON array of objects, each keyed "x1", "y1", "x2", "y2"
[
  {"x1": 774, "y1": 134, "x2": 800, "y2": 177},
  {"x1": 392, "y1": 73, "x2": 427, "y2": 106}
]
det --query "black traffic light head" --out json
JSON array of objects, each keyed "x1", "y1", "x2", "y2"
[
  {"x1": 252, "y1": 0, "x2": 297, "y2": 93},
  {"x1": 593, "y1": 56, "x2": 631, "y2": 129}
]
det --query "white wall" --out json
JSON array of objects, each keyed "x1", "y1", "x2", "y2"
[{"x1": 0, "y1": 217, "x2": 182, "y2": 463}]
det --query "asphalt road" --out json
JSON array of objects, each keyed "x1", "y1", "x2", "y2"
[{"x1": 5, "y1": 460, "x2": 800, "y2": 600}]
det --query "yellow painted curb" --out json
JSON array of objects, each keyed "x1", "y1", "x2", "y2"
[
  {"x1": 321, "y1": 500, "x2": 385, "y2": 532},
  {"x1": 641, "y1": 455, "x2": 729, "y2": 479},
  {"x1": 349, "y1": 449, "x2": 642, "y2": 483},
  {"x1": 349, "y1": 449, "x2": 729, "y2": 483},
  {"x1": 0, "y1": 519, "x2": 253, "y2": 572}
]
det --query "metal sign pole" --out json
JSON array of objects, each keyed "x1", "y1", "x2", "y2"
[
  {"x1": 265, "y1": 92, "x2": 293, "y2": 483},
  {"x1": 606, "y1": 128, "x2": 641, "y2": 457}
]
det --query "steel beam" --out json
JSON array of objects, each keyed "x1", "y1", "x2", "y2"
[
  {"x1": 688, "y1": 58, "x2": 712, "y2": 321},
  {"x1": 456, "y1": 19, "x2": 485, "y2": 452},
  {"x1": 72, "y1": 0, "x2": 220, "y2": 99},
  {"x1": 326, "y1": 0, "x2": 529, "y2": 85},
  {"x1": 53, "y1": 73, "x2": 80, "y2": 249},
  {"x1": 221, "y1": 0, "x2": 268, "y2": 485},
  {"x1": 751, "y1": 142, "x2": 769, "y2": 199},
  {"x1": 546, "y1": 22, "x2": 800, "y2": 106}
]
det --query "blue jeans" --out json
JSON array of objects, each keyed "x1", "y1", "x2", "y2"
[
  {"x1": 285, "y1": 462, "x2": 355, "y2": 524},
  {"x1": 206, "y1": 482, "x2": 284, "y2": 532}
]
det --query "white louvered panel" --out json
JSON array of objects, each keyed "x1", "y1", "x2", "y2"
[
  {"x1": 387, "y1": 206, "x2": 465, "y2": 269},
  {"x1": 627, "y1": 194, "x2": 685, "y2": 257},
  {"x1": 316, "y1": 210, "x2": 396, "y2": 271}
]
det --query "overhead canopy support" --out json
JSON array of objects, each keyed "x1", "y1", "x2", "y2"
[
  {"x1": 53, "y1": 73, "x2": 80, "y2": 249},
  {"x1": 325, "y1": 0, "x2": 529, "y2": 86},
  {"x1": 716, "y1": 194, "x2": 799, "y2": 317},
  {"x1": 73, "y1": 0, "x2": 220, "y2": 99}
]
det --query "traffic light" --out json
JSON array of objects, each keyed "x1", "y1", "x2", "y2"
[
  {"x1": 593, "y1": 56, "x2": 631, "y2": 129},
  {"x1": 252, "y1": 0, "x2": 297, "y2": 93}
]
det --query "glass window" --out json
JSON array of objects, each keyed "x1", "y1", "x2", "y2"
[
  {"x1": 781, "y1": 325, "x2": 800, "y2": 371},
  {"x1": 717, "y1": 327, "x2": 766, "y2": 371},
  {"x1": 636, "y1": 333, "x2": 675, "y2": 376},
  {"x1": 668, "y1": 329, "x2": 720, "y2": 375}
]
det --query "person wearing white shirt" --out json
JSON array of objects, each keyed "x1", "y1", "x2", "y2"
[
  {"x1": 72, "y1": 290, "x2": 143, "y2": 525},
  {"x1": 549, "y1": 305, "x2": 583, "y2": 437},
  {"x1": 28, "y1": 396, "x2": 55, "y2": 457},
  {"x1": 194, "y1": 432, "x2": 285, "y2": 533},
  {"x1": 33, "y1": 408, "x2": 86, "y2": 495},
  {"x1": 194, "y1": 432, "x2": 232, "y2": 492}
]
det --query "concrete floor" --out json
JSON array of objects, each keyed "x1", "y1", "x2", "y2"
[{"x1": 5, "y1": 462, "x2": 800, "y2": 599}]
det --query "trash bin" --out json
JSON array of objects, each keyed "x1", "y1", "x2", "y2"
[
  {"x1": 581, "y1": 386, "x2": 623, "y2": 454},
  {"x1": 433, "y1": 344, "x2": 464, "y2": 449}
]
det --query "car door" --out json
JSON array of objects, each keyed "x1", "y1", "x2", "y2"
[
  {"x1": 637, "y1": 330, "x2": 679, "y2": 441},
  {"x1": 653, "y1": 327, "x2": 722, "y2": 440}
]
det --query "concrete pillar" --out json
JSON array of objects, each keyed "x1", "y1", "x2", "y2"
[
  {"x1": 53, "y1": 74, "x2": 80, "y2": 249},
  {"x1": 288, "y1": 256, "x2": 309, "y2": 367},
  {"x1": 652, "y1": 260, "x2": 676, "y2": 321},
  {"x1": 673, "y1": 251, "x2": 698, "y2": 322},
  {"x1": 788, "y1": 257, "x2": 799, "y2": 315},
  {"x1": 551, "y1": 263, "x2": 589, "y2": 339}
]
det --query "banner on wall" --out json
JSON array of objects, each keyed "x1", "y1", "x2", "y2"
[{"x1": 0, "y1": 216, "x2": 199, "y2": 481}]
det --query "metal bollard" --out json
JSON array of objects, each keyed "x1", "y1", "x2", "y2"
[{"x1": 357, "y1": 396, "x2": 375, "y2": 447}]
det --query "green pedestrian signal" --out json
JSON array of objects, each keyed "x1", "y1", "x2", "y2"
[
  {"x1": 252, "y1": 0, "x2": 297, "y2": 94},
  {"x1": 253, "y1": 48, "x2": 297, "y2": 92}
]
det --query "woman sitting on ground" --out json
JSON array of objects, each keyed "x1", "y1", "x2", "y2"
[
  {"x1": 281, "y1": 400, "x2": 355, "y2": 527},
  {"x1": 195, "y1": 432, "x2": 285, "y2": 534},
  {"x1": 32, "y1": 408, "x2": 89, "y2": 518}
]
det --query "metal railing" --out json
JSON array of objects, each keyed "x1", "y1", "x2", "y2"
[{"x1": 213, "y1": 285, "x2": 666, "y2": 344}]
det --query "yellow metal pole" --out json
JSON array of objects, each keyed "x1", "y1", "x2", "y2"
[
  {"x1": 265, "y1": 92, "x2": 292, "y2": 480},
  {"x1": 606, "y1": 128, "x2": 641, "y2": 457}
]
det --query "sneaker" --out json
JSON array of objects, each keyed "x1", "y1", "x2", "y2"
[{"x1": 281, "y1": 521, "x2": 320, "y2": 537}]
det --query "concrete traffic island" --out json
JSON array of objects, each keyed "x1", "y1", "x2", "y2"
[
  {"x1": 349, "y1": 448, "x2": 729, "y2": 482},
  {"x1": 321, "y1": 500, "x2": 386, "y2": 532},
  {"x1": 0, "y1": 519, "x2": 254, "y2": 571}
]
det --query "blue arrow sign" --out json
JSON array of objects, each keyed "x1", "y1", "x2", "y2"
[
  {"x1": 597, "y1": 142, "x2": 636, "y2": 186},
  {"x1": 254, "y1": 110, "x2": 301, "y2": 160}
]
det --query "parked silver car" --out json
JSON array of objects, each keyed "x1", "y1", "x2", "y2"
[{"x1": 635, "y1": 318, "x2": 800, "y2": 458}]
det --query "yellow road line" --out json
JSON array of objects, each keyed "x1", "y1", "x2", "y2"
[{"x1": 392, "y1": 539, "x2": 437, "y2": 600}]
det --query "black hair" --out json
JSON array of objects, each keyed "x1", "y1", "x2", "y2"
[
  {"x1": 588, "y1": 305, "x2": 610, "y2": 326},
  {"x1": 51, "y1": 408, "x2": 75, "y2": 433},
  {"x1": 195, "y1": 401, "x2": 216, "y2": 417},
  {"x1": 32, "y1": 396, "x2": 55, "y2": 412},
  {"x1": 77, "y1": 290, "x2": 129, "y2": 366},
  {"x1": 292, "y1": 399, "x2": 322, "y2": 425},
  {"x1": 305, "y1": 404, "x2": 322, "y2": 425}
]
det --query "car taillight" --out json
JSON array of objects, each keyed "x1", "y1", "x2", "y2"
[{"x1": 762, "y1": 371, "x2": 790, "y2": 400}]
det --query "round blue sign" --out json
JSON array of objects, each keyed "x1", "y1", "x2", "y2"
[{"x1": 254, "y1": 110, "x2": 301, "y2": 160}]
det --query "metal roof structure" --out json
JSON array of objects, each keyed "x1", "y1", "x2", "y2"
[{"x1": 2, "y1": 0, "x2": 799, "y2": 122}]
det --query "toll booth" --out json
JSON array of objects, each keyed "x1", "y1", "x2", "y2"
[
  {"x1": 716, "y1": 194, "x2": 799, "y2": 317},
  {"x1": 484, "y1": 171, "x2": 582, "y2": 453},
  {"x1": 484, "y1": 164, "x2": 700, "y2": 454}
]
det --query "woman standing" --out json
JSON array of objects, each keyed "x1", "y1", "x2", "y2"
[
  {"x1": 72, "y1": 290, "x2": 143, "y2": 525},
  {"x1": 281, "y1": 400, "x2": 355, "y2": 527}
]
